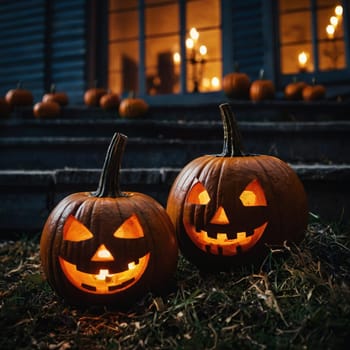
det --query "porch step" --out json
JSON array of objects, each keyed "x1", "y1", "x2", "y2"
[
  {"x1": 0, "y1": 164, "x2": 349, "y2": 236},
  {"x1": 1, "y1": 121, "x2": 349, "y2": 169}
]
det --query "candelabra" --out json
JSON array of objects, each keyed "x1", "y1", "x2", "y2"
[{"x1": 186, "y1": 28, "x2": 207, "y2": 93}]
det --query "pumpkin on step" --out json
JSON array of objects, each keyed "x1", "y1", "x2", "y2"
[
  {"x1": 42, "y1": 84, "x2": 69, "y2": 106},
  {"x1": 119, "y1": 95, "x2": 149, "y2": 118},
  {"x1": 84, "y1": 87, "x2": 108, "y2": 107},
  {"x1": 166, "y1": 103, "x2": 308, "y2": 271},
  {"x1": 5, "y1": 82, "x2": 33, "y2": 107},
  {"x1": 249, "y1": 69, "x2": 275, "y2": 101},
  {"x1": 284, "y1": 78, "x2": 307, "y2": 100},
  {"x1": 40, "y1": 133, "x2": 178, "y2": 306},
  {"x1": 222, "y1": 63, "x2": 250, "y2": 99},
  {"x1": 302, "y1": 79, "x2": 326, "y2": 101},
  {"x1": 100, "y1": 91, "x2": 120, "y2": 111},
  {"x1": 33, "y1": 100, "x2": 61, "y2": 118}
]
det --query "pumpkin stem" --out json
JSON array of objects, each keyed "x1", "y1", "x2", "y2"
[
  {"x1": 93, "y1": 132, "x2": 127, "y2": 198},
  {"x1": 219, "y1": 103, "x2": 244, "y2": 157}
]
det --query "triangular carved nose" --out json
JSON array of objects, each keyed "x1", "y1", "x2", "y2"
[
  {"x1": 91, "y1": 244, "x2": 114, "y2": 262},
  {"x1": 210, "y1": 206, "x2": 230, "y2": 225}
]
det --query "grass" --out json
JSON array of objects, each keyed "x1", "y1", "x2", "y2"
[{"x1": 0, "y1": 219, "x2": 349, "y2": 350}]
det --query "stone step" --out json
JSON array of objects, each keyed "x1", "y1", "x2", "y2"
[
  {"x1": 0, "y1": 164, "x2": 349, "y2": 235},
  {"x1": 6, "y1": 100, "x2": 350, "y2": 121},
  {"x1": 1, "y1": 121, "x2": 348, "y2": 169}
]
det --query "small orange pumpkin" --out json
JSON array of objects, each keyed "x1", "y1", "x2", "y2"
[
  {"x1": 84, "y1": 87, "x2": 108, "y2": 107},
  {"x1": 5, "y1": 82, "x2": 34, "y2": 107},
  {"x1": 42, "y1": 84, "x2": 69, "y2": 106},
  {"x1": 119, "y1": 96, "x2": 149, "y2": 118},
  {"x1": 100, "y1": 91, "x2": 120, "y2": 111},
  {"x1": 222, "y1": 64, "x2": 250, "y2": 99},
  {"x1": 284, "y1": 78, "x2": 307, "y2": 101},
  {"x1": 33, "y1": 101, "x2": 61, "y2": 118},
  {"x1": 302, "y1": 79, "x2": 326, "y2": 101},
  {"x1": 249, "y1": 69, "x2": 275, "y2": 101}
]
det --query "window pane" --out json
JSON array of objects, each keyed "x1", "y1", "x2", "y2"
[
  {"x1": 145, "y1": 2, "x2": 179, "y2": 95},
  {"x1": 109, "y1": 41, "x2": 139, "y2": 93},
  {"x1": 280, "y1": 44, "x2": 314, "y2": 73},
  {"x1": 186, "y1": 0, "x2": 221, "y2": 92},
  {"x1": 145, "y1": 3, "x2": 179, "y2": 36},
  {"x1": 146, "y1": 35, "x2": 180, "y2": 94},
  {"x1": 109, "y1": 11, "x2": 138, "y2": 40},
  {"x1": 187, "y1": 0, "x2": 220, "y2": 29},
  {"x1": 317, "y1": 1, "x2": 345, "y2": 70},
  {"x1": 279, "y1": 0, "x2": 313, "y2": 73}
]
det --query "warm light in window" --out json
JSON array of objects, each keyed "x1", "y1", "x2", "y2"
[
  {"x1": 335, "y1": 5, "x2": 343, "y2": 17},
  {"x1": 186, "y1": 38, "x2": 194, "y2": 49},
  {"x1": 330, "y1": 16, "x2": 338, "y2": 27},
  {"x1": 173, "y1": 52, "x2": 181, "y2": 64},
  {"x1": 298, "y1": 51, "x2": 308, "y2": 69},
  {"x1": 211, "y1": 77, "x2": 220, "y2": 89},
  {"x1": 199, "y1": 45, "x2": 207, "y2": 56},
  {"x1": 189, "y1": 27, "x2": 199, "y2": 41},
  {"x1": 326, "y1": 24, "x2": 335, "y2": 39}
]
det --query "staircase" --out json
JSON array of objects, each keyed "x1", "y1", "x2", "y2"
[{"x1": 1, "y1": 101, "x2": 349, "y2": 236}]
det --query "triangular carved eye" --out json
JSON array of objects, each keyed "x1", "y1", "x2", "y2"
[
  {"x1": 63, "y1": 215, "x2": 94, "y2": 242},
  {"x1": 187, "y1": 180, "x2": 211, "y2": 205},
  {"x1": 113, "y1": 214, "x2": 144, "y2": 239},
  {"x1": 240, "y1": 179, "x2": 267, "y2": 207}
]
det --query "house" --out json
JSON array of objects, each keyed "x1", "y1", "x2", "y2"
[
  {"x1": 1, "y1": 0, "x2": 349, "y2": 104},
  {"x1": 0, "y1": 0, "x2": 349, "y2": 234}
]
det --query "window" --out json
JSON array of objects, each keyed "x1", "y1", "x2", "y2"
[
  {"x1": 279, "y1": 0, "x2": 347, "y2": 74},
  {"x1": 108, "y1": 0, "x2": 222, "y2": 99}
]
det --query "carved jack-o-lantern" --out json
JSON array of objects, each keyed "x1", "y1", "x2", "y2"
[
  {"x1": 59, "y1": 213, "x2": 150, "y2": 295},
  {"x1": 183, "y1": 178, "x2": 268, "y2": 256},
  {"x1": 166, "y1": 104, "x2": 308, "y2": 270},
  {"x1": 40, "y1": 133, "x2": 178, "y2": 306}
]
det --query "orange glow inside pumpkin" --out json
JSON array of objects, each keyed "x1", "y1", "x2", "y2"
[
  {"x1": 59, "y1": 214, "x2": 150, "y2": 294},
  {"x1": 183, "y1": 178, "x2": 268, "y2": 255}
]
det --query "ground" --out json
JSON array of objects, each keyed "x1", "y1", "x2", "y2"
[{"x1": 0, "y1": 219, "x2": 349, "y2": 350}]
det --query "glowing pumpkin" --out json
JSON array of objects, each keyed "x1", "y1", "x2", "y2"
[
  {"x1": 166, "y1": 103, "x2": 308, "y2": 270},
  {"x1": 40, "y1": 133, "x2": 178, "y2": 306}
]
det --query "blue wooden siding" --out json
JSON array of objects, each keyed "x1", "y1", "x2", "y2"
[
  {"x1": 50, "y1": 1, "x2": 87, "y2": 103},
  {"x1": 0, "y1": 1, "x2": 46, "y2": 100},
  {"x1": 231, "y1": 0, "x2": 265, "y2": 80},
  {"x1": 0, "y1": 0, "x2": 87, "y2": 104}
]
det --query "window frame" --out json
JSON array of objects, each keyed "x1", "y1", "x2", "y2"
[
  {"x1": 272, "y1": 0, "x2": 350, "y2": 89},
  {"x1": 103, "y1": 0, "x2": 230, "y2": 106}
]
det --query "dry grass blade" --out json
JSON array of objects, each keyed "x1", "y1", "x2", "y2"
[{"x1": 0, "y1": 221, "x2": 349, "y2": 349}]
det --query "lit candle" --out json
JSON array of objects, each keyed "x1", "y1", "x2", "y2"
[
  {"x1": 199, "y1": 45, "x2": 207, "y2": 56},
  {"x1": 330, "y1": 16, "x2": 338, "y2": 27},
  {"x1": 189, "y1": 27, "x2": 199, "y2": 42},
  {"x1": 186, "y1": 38, "x2": 194, "y2": 50},
  {"x1": 335, "y1": 5, "x2": 343, "y2": 17},
  {"x1": 173, "y1": 52, "x2": 181, "y2": 64},
  {"x1": 298, "y1": 51, "x2": 308, "y2": 71},
  {"x1": 326, "y1": 24, "x2": 335, "y2": 39},
  {"x1": 211, "y1": 77, "x2": 220, "y2": 89}
]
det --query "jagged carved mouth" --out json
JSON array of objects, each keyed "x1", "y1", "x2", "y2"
[
  {"x1": 59, "y1": 253, "x2": 150, "y2": 294},
  {"x1": 183, "y1": 222, "x2": 268, "y2": 256}
]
